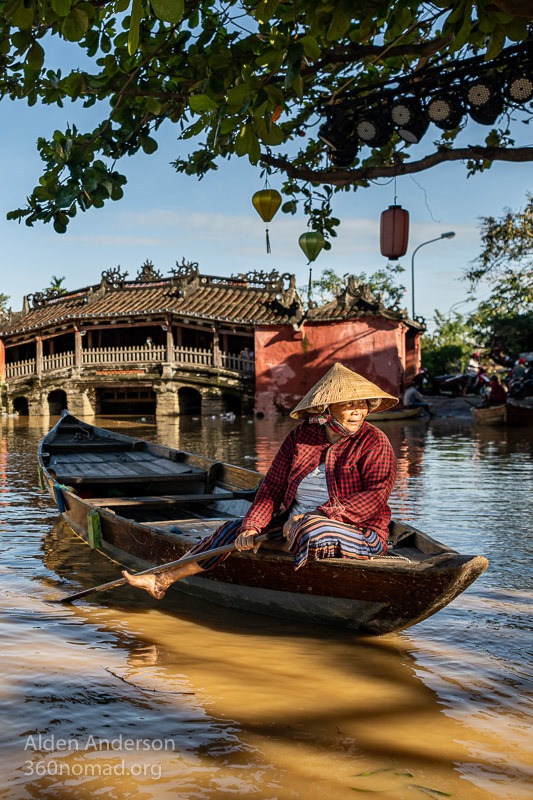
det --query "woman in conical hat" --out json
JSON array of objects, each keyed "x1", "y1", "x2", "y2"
[{"x1": 123, "y1": 363, "x2": 398, "y2": 599}]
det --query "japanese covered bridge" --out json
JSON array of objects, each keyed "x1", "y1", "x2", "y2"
[{"x1": 0, "y1": 261, "x2": 423, "y2": 418}]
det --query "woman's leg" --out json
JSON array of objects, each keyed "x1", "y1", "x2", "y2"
[
  {"x1": 122, "y1": 518, "x2": 244, "y2": 599},
  {"x1": 284, "y1": 514, "x2": 384, "y2": 570}
]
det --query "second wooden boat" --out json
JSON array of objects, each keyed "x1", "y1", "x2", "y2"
[
  {"x1": 472, "y1": 404, "x2": 507, "y2": 426},
  {"x1": 39, "y1": 414, "x2": 488, "y2": 636}
]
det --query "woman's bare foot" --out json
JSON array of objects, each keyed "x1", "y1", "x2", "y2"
[
  {"x1": 122, "y1": 560, "x2": 204, "y2": 600},
  {"x1": 122, "y1": 570, "x2": 168, "y2": 600}
]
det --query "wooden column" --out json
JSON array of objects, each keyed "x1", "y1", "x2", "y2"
[
  {"x1": 74, "y1": 330, "x2": 83, "y2": 367},
  {"x1": 212, "y1": 325, "x2": 221, "y2": 368},
  {"x1": 166, "y1": 327, "x2": 174, "y2": 362},
  {"x1": 36, "y1": 337, "x2": 43, "y2": 378}
]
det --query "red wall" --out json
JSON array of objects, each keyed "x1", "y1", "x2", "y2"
[
  {"x1": 0, "y1": 340, "x2": 4, "y2": 382},
  {"x1": 254, "y1": 317, "x2": 416, "y2": 415}
]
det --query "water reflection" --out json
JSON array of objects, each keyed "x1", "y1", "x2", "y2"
[{"x1": 0, "y1": 415, "x2": 531, "y2": 800}]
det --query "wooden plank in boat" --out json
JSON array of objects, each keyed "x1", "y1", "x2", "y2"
[
  {"x1": 45, "y1": 442, "x2": 140, "y2": 453},
  {"x1": 90, "y1": 490, "x2": 256, "y2": 508},
  {"x1": 51, "y1": 462, "x2": 208, "y2": 484}
]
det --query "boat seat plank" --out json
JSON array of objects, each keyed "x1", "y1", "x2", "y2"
[
  {"x1": 45, "y1": 442, "x2": 141, "y2": 453},
  {"x1": 91, "y1": 490, "x2": 256, "y2": 508},
  {"x1": 52, "y1": 468, "x2": 208, "y2": 485},
  {"x1": 51, "y1": 452, "x2": 200, "y2": 475}
]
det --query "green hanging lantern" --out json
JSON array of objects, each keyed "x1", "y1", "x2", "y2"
[
  {"x1": 298, "y1": 231, "x2": 325, "y2": 263},
  {"x1": 252, "y1": 189, "x2": 282, "y2": 253}
]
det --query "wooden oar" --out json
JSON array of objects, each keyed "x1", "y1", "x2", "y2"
[{"x1": 53, "y1": 534, "x2": 268, "y2": 604}]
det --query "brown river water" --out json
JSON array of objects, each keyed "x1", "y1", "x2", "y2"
[{"x1": 0, "y1": 413, "x2": 531, "y2": 800}]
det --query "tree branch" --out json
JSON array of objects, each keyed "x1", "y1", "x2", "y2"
[
  {"x1": 301, "y1": 36, "x2": 451, "y2": 77},
  {"x1": 262, "y1": 146, "x2": 533, "y2": 186}
]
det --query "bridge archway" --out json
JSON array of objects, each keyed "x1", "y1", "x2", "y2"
[
  {"x1": 13, "y1": 396, "x2": 29, "y2": 416},
  {"x1": 220, "y1": 392, "x2": 242, "y2": 414},
  {"x1": 48, "y1": 390, "x2": 68, "y2": 415},
  {"x1": 96, "y1": 386, "x2": 157, "y2": 416},
  {"x1": 178, "y1": 387, "x2": 202, "y2": 415}
]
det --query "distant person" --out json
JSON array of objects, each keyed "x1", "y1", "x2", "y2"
[
  {"x1": 511, "y1": 357, "x2": 527, "y2": 381},
  {"x1": 240, "y1": 346, "x2": 253, "y2": 372},
  {"x1": 403, "y1": 383, "x2": 434, "y2": 416},
  {"x1": 486, "y1": 375, "x2": 507, "y2": 406},
  {"x1": 464, "y1": 352, "x2": 481, "y2": 395},
  {"x1": 412, "y1": 368, "x2": 430, "y2": 393}
]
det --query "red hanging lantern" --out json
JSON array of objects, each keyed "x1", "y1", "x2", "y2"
[
  {"x1": 252, "y1": 189, "x2": 282, "y2": 253},
  {"x1": 380, "y1": 204, "x2": 409, "y2": 259}
]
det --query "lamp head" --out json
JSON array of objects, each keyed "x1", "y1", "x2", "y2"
[{"x1": 441, "y1": 231, "x2": 456, "y2": 239}]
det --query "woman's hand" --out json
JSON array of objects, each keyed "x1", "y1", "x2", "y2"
[
  {"x1": 235, "y1": 529, "x2": 263, "y2": 553},
  {"x1": 282, "y1": 514, "x2": 305, "y2": 543}
]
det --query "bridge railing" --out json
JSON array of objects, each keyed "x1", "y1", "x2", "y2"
[
  {"x1": 82, "y1": 345, "x2": 166, "y2": 364},
  {"x1": 5, "y1": 359, "x2": 37, "y2": 379},
  {"x1": 4, "y1": 346, "x2": 255, "y2": 380},
  {"x1": 43, "y1": 352, "x2": 75, "y2": 372}
]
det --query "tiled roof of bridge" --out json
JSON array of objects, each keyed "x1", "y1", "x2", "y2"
[
  {"x1": 0, "y1": 269, "x2": 303, "y2": 335},
  {"x1": 0, "y1": 266, "x2": 415, "y2": 338}
]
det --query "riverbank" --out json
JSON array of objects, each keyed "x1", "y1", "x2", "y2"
[{"x1": 426, "y1": 395, "x2": 484, "y2": 419}]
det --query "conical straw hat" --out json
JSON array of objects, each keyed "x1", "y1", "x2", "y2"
[{"x1": 290, "y1": 362, "x2": 398, "y2": 419}]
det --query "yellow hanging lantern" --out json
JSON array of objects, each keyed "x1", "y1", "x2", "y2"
[{"x1": 252, "y1": 189, "x2": 282, "y2": 253}]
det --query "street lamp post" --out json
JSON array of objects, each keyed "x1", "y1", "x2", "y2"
[{"x1": 410, "y1": 231, "x2": 456, "y2": 319}]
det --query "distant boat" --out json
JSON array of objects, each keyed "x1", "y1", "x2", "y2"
[
  {"x1": 371, "y1": 406, "x2": 424, "y2": 421},
  {"x1": 38, "y1": 414, "x2": 488, "y2": 636},
  {"x1": 472, "y1": 404, "x2": 507, "y2": 426},
  {"x1": 506, "y1": 398, "x2": 533, "y2": 427},
  {"x1": 472, "y1": 399, "x2": 532, "y2": 427}
]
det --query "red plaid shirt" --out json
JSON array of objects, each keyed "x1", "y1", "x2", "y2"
[{"x1": 242, "y1": 420, "x2": 396, "y2": 544}]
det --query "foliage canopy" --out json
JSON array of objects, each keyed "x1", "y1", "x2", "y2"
[{"x1": 0, "y1": 1, "x2": 532, "y2": 234}]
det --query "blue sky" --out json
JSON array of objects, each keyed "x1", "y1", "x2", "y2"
[{"x1": 0, "y1": 89, "x2": 531, "y2": 330}]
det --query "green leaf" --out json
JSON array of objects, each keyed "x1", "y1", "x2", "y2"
[
  {"x1": 504, "y1": 17, "x2": 528, "y2": 42},
  {"x1": 327, "y1": 8, "x2": 351, "y2": 41},
  {"x1": 256, "y1": 118, "x2": 284, "y2": 146},
  {"x1": 150, "y1": 0, "x2": 184, "y2": 24},
  {"x1": 181, "y1": 118, "x2": 207, "y2": 139},
  {"x1": 11, "y1": 0, "x2": 34, "y2": 29},
  {"x1": 485, "y1": 25, "x2": 506, "y2": 60},
  {"x1": 299, "y1": 35, "x2": 321, "y2": 61},
  {"x1": 254, "y1": 0, "x2": 281, "y2": 25},
  {"x1": 50, "y1": 0, "x2": 72, "y2": 16},
  {"x1": 235, "y1": 123, "x2": 260, "y2": 163},
  {"x1": 146, "y1": 97, "x2": 162, "y2": 115},
  {"x1": 141, "y1": 135, "x2": 158, "y2": 154},
  {"x1": 284, "y1": 42, "x2": 303, "y2": 89},
  {"x1": 128, "y1": 0, "x2": 143, "y2": 56},
  {"x1": 53, "y1": 212, "x2": 69, "y2": 234},
  {"x1": 62, "y1": 8, "x2": 90, "y2": 42},
  {"x1": 26, "y1": 41, "x2": 45, "y2": 70},
  {"x1": 189, "y1": 94, "x2": 219, "y2": 113},
  {"x1": 226, "y1": 84, "x2": 253, "y2": 112}
]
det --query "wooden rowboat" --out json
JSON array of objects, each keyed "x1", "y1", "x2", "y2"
[
  {"x1": 471, "y1": 404, "x2": 507, "y2": 426},
  {"x1": 38, "y1": 414, "x2": 488, "y2": 636},
  {"x1": 506, "y1": 398, "x2": 533, "y2": 427}
]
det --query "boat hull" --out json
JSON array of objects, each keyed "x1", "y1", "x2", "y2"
[{"x1": 472, "y1": 404, "x2": 507, "y2": 425}]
